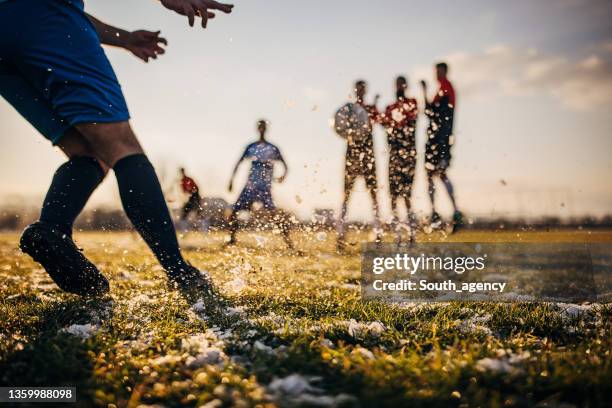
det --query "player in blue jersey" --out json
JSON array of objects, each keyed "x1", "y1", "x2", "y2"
[
  {"x1": 0, "y1": 0, "x2": 233, "y2": 296},
  {"x1": 227, "y1": 120, "x2": 296, "y2": 249}
]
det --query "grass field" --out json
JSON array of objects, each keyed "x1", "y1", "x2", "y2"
[{"x1": 0, "y1": 229, "x2": 610, "y2": 407}]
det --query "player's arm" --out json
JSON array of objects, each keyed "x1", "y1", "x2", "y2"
[
  {"x1": 227, "y1": 152, "x2": 247, "y2": 192},
  {"x1": 86, "y1": 14, "x2": 167, "y2": 62},
  {"x1": 159, "y1": 0, "x2": 234, "y2": 29},
  {"x1": 275, "y1": 152, "x2": 288, "y2": 183},
  {"x1": 420, "y1": 80, "x2": 431, "y2": 106}
]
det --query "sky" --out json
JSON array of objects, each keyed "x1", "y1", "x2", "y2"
[{"x1": 1, "y1": 0, "x2": 611, "y2": 221}]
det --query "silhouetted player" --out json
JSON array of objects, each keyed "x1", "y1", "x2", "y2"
[
  {"x1": 227, "y1": 120, "x2": 295, "y2": 249},
  {"x1": 421, "y1": 62, "x2": 463, "y2": 230},
  {"x1": 0, "y1": 0, "x2": 233, "y2": 296},
  {"x1": 338, "y1": 80, "x2": 382, "y2": 251},
  {"x1": 179, "y1": 168, "x2": 203, "y2": 221},
  {"x1": 382, "y1": 76, "x2": 418, "y2": 242}
]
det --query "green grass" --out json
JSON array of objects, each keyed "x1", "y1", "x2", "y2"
[{"x1": 0, "y1": 230, "x2": 610, "y2": 407}]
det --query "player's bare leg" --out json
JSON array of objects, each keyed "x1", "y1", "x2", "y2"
[
  {"x1": 57, "y1": 128, "x2": 110, "y2": 174},
  {"x1": 337, "y1": 172, "x2": 354, "y2": 252},
  {"x1": 427, "y1": 171, "x2": 442, "y2": 228},
  {"x1": 75, "y1": 122, "x2": 143, "y2": 167},
  {"x1": 337, "y1": 192, "x2": 350, "y2": 252},
  {"x1": 368, "y1": 186, "x2": 382, "y2": 243},
  {"x1": 439, "y1": 170, "x2": 463, "y2": 230},
  {"x1": 390, "y1": 195, "x2": 402, "y2": 243},
  {"x1": 404, "y1": 195, "x2": 417, "y2": 244}
]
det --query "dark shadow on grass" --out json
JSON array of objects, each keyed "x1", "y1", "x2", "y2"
[{"x1": 0, "y1": 295, "x2": 115, "y2": 407}]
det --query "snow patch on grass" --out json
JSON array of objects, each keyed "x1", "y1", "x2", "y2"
[{"x1": 60, "y1": 323, "x2": 99, "y2": 339}]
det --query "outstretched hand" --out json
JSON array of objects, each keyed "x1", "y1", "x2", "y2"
[
  {"x1": 125, "y1": 30, "x2": 167, "y2": 62},
  {"x1": 160, "y1": 0, "x2": 234, "y2": 28}
]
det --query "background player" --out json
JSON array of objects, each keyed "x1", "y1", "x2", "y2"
[
  {"x1": 421, "y1": 62, "x2": 463, "y2": 231},
  {"x1": 337, "y1": 80, "x2": 382, "y2": 251},
  {"x1": 227, "y1": 120, "x2": 295, "y2": 249},
  {"x1": 179, "y1": 167, "x2": 205, "y2": 225},
  {"x1": 382, "y1": 76, "x2": 418, "y2": 243},
  {"x1": 0, "y1": 0, "x2": 233, "y2": 296}
]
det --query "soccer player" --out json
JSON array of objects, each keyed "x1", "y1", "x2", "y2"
[
  {"x1": 421, "y1": 62, "x2": 463, "y2": 230},
  {"x1": 0, "y1": 0, "x2": 233, "y2": 296},
  {"x1": 179, "y1": 168, "x2": 203, "y2": 222},
  {"x1": 227, "y1": 120, "x2": 295, "y2": 249},
  {"x1": 337, "y1": 80, "x2": 382, "y2": 251},
  {"x1": 382, "y1": 76, "x2": 418, "y2": 242}
]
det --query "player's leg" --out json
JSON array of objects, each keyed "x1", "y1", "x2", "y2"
[
  {"x1": 194, "y1": 193, "x2": 205, "y2": 219},
  {"x1": 277, "y1": 211, "x2": 295, "y2": 250},
  {"x1": 427, "y1": 169, "x2": 441, "y2": 225},
  {"x1": 39, "y1": 129, "x2": 109, "y2": 236},
  {"x1": 388, "y1": 159, "x2": 399, "y2": 225},
  {"x1": 1, "y1": 66, "x2": 109, "y2": 237},
  {"x1": 181, "y1": 199, "x2": 191, "y2": 221},
  {"x1": 227, "y1": 187, "x2": 252, "y2": 245},
  {"x1": 390, "y1": 193, "x2": 404, "y2": 243},
  {"x1": 390, "y1": 195, "x2": 399, "y2": 224},
  {"x1": 22, "y1": 130, "x2": 111, "y2": 296},
  {"x1": 3, "y1": 0, "x2": 210, "y2": 293},
  {"x1": 404, "y1": 161, "x2": 417, "y2": 242},
  {"x1": 365, "y1": 164, "x2": 382, "y2": 242},
  {"x1": 75, "y1": 122, "x2": 194, "y2": 277},
  {"x1": 1, "y1": 59, "x2": 111, "y2": 295},
  {"x1": 226, "y1": 210, "x2": 239, "y2": 245},
  {"x1": 439, "y1": 169, "x2": 463, "y2": 229},
  {"x1": 439, "y1": 169, "x2": 457, "y2": 211},
  {"x1": 338, "y1": 166, "x2": 356, "y2": 250},
  {"x1": 261, "y1": 189, "x2": 295, "y2": 250},
  {"x1": 403, "y1": 189, "x2": 417, "y2": 243}
]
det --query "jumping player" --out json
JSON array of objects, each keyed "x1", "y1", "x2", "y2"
[
  {"x1": 179, "y1": 168, "x2": 203, "y2": 222},
  {"x1": 0, "y1": 0, "x2": 233, "y2": 296},
  {"x1": 382, "y1": 76, "x2": 418, "y2": 242},
  {"x1": 337, "y1": 80, "x2": 382, "y2": 251},
  {"x1": 421, "y1": 62, "x2": 463, "y2": 230},
  {"x1": 227, "y1": 120, "x2": 295, "y2": 249}
]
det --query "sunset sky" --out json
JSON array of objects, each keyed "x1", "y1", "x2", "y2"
[{"x1": 1, "y1": 0, "x2": 611, "y2": 221}]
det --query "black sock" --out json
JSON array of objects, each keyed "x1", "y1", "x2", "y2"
[
  {"x1": 113, "y1": 154, "x2": 185, "y2": 273},
  {"x1": 39, "y1": 157, "x2": 104, "y2": 235}
]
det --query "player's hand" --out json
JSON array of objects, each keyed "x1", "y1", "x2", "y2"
[
  {"x1": 125, "y1": 30, "x2": 167, "y2": 62},
  {"x1": 160, "y1": 0, "x2": 234, "y2": 28}
]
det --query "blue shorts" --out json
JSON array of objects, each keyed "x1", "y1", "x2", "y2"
[
  {"x1": 233, "y1": 183, "x2": 276, "y2": 212},
  {"x1": 0, "y1": 0, "x2": 130, "y2": 144}
]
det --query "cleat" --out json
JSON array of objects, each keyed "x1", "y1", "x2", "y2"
[
  {"x1": 430, "y1": 211, "x2": 442, "y2": 230},
  {"x1": 19, "y1": 222, "x2": 109, "y2": 296},
  {"x1": 452, "y1": 210, "x2": 464, "y2": 233},
  {"x1": 167, "y1": 263, "x2": 215, "y2": 295}
]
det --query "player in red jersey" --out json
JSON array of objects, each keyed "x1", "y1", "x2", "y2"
[
  {"x1": 382, "y1": 76, "x2": 418, "y2": 242},
  {"x1": 421, "y1": 62, "x2": 463, "y2": 230},
  {"x1": 179, "y1": 168, "x2": 203, "y2": 222},
  {"x1": 337, "y1": 80, "x2": 382, "y2": 251}
]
